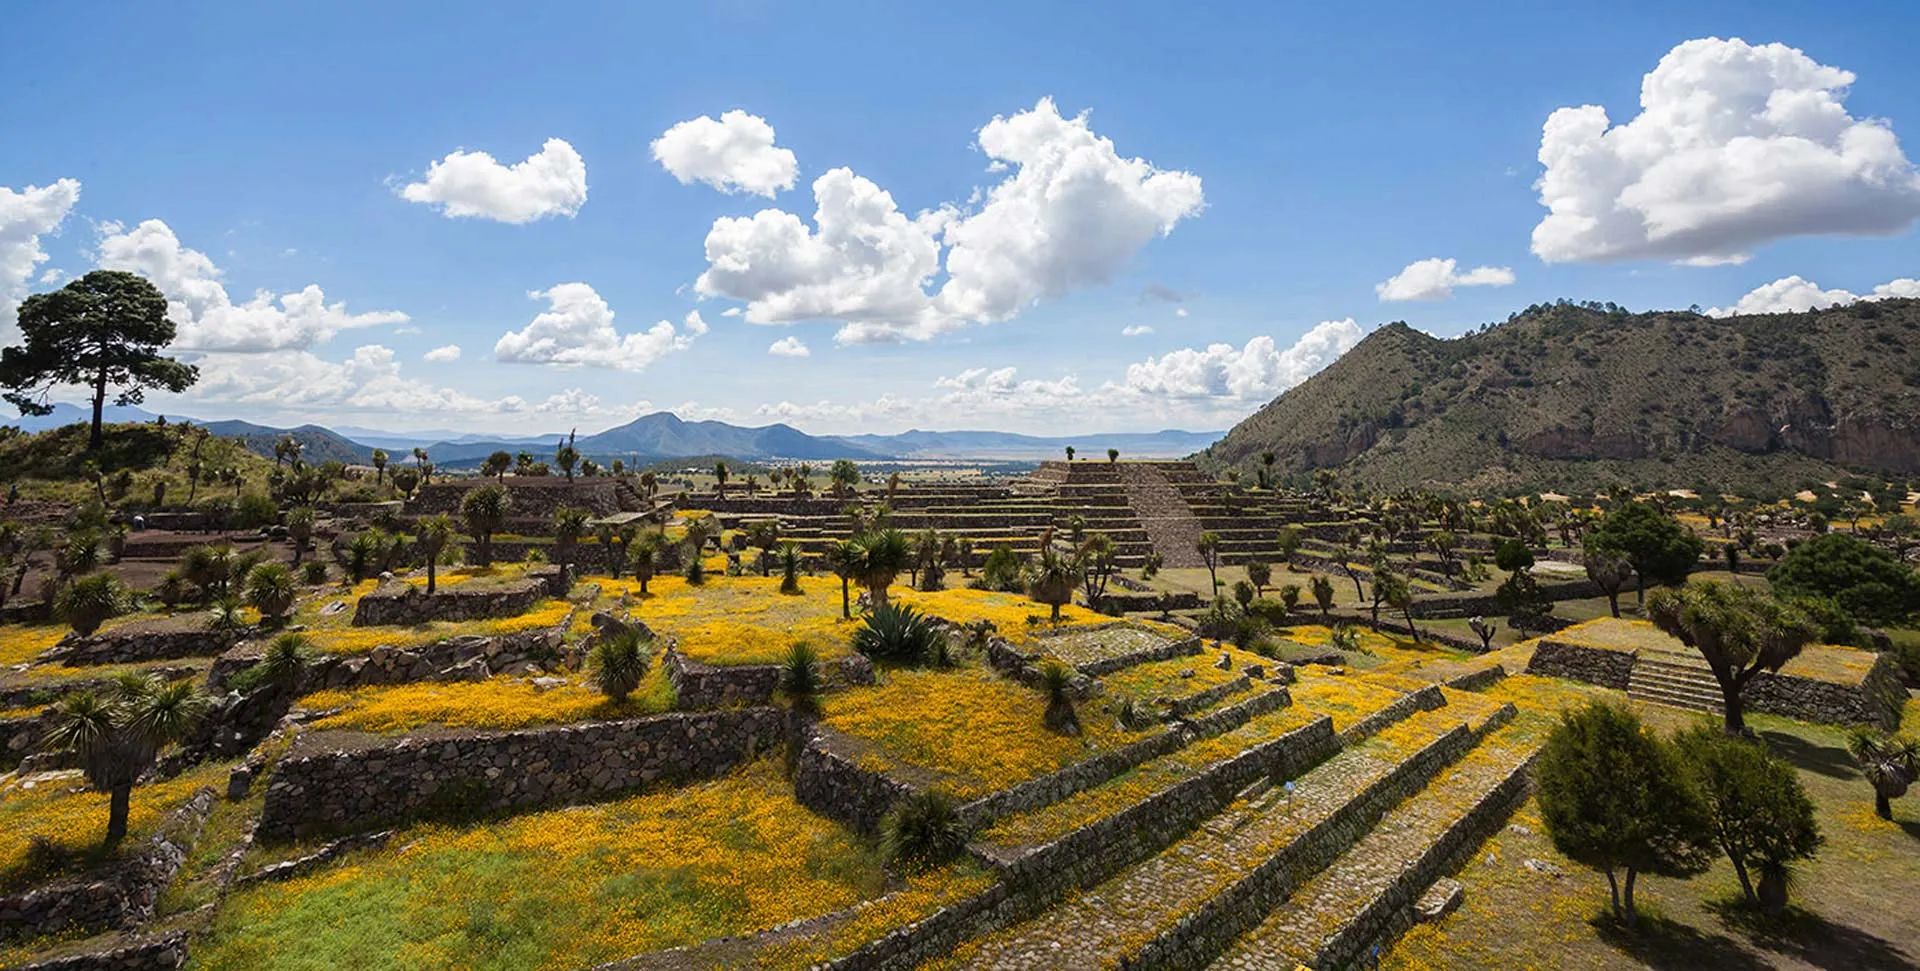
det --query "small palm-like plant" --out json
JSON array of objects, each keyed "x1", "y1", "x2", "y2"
[
  {"x1": 778, "y1": 641, "x2": 823, "y2": 716},
  {"x1": 852, "y1": 602, "x2": 942, "y2": 665},
  {"x1": 776, "y1": 541, "x2": 805, "y2": 595},
  {"x1": 589, "y1": 629, "x2": 651, "y2": 703},
  {"x1": 628, "y1": 535, "x2": 659, "y2": 593},
  {"x1": 244, "y1": 562, "x2": 297, "y2": 626},
  {"x1": 253, "y1": 632, "x2": 314, "y2": 691},
  {"x1": 209, "y1": 593, "x2": 248, "y2": 631},
  {"x1": 415, "y1": 514, "x2": 457, "y2": 593},
  {"x1": 57, "y1": 572, "x2": 125, "y2": 636},
  {"x1": 1040, "y1": 659, "x2": 1080, "y2": 735},
  {"x1": 1849, "y1": 728, "x2": 1920, "y2": 820},
  {"x1": 683, "y1": 552, "x2": 706, "y2": 586},
  {"x1": 878, "y1": 790, "x2": 968, "y2": 873},
  {"x1": 155, "y1": 570, "x2": 189, "y2": 611},
  {"x1": 1024, "y1": 547, "x2": 1083, "y2": 624},
  {"x1": 41, "y1": 676, "x2": 207, "y2": 847},
  {"x1": 553, "y1": 506, "x2": 589, "y2": 572},
  {"x1": 285, "y1": 506, "x2": 315, "y2": 564}
]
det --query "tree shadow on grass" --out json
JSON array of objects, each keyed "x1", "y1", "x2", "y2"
[
  {"x1": 1759, "y1": 729, "x2": 1857, "y2": 780},
  {"x1": 1591, "y1": 912, "x2": 1771, "y2": 971},
  {"x1": 1706, "y1": 896, "x2": 1916, "y2": 971}
]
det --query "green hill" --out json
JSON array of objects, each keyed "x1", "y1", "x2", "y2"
[{"x1": 1199, "y1": 298, "x2": 1920, "y2": 497}]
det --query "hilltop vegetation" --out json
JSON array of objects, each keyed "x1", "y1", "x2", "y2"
[{"x1": 1202, "y1": 299, "x2": 1920, "y2": 496}]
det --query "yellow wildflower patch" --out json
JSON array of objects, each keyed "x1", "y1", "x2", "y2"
[
  {"x1": 1287, "y1": 674, "x2": 1409, "y2": 733},
  {"x1": 302, "y1": 671, "x2": 674, "y2": 734},
  {"x1": 893, "y1": 587, "x2": 1108, "y2": 642},
  {"x1": 193, "y1": 761, "x2": 920, "y2": 971},
  {"x1": 0, "y1": 764, "x2": 225, "y2": 890},
  {"x1": 824, "y1": 666, "x2": 1131, "y2": 799},
  {"x1": 1101, "y1": 646, "x2": 1269, "y2": 703},
  {"x1": 302, "y1": 601, "x2": 573, "y2": 656},
  {"x1": 0, "y1": 626, "x2": 67, "y2": 667}
]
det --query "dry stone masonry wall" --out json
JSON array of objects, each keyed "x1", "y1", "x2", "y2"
[{"x1": 0, "y1": 789, "x2": 214, "y2": 943}]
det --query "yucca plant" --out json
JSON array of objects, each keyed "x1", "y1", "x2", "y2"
[
  {"x1": 878, "y1": 790, "x2": 968, "y2": 873},
  {"x1": 154, "y1": 569, "x2": 189, "y2": 611},
  {"x1": 41, "y1": 675, "x2": 207, "y2": 847},
  {"x1": 253, "y1": 632, "x2": 314, "y2": 692},
  {"x1": 628, "y1": 535, "x2": 659, "y2": 593},
  {"x1": 777, "y1": 541, "x2": 805, "y2": 595},
  {"x1": 244, "y1": 561, "x2": 298, "y2": 626},
  {"x1": 683, "y1": 552, "x2": 706, "y2": 586},
  {"x1": 1849, "y1": 728, "x2": 1920, "y2": 820},
  {"x1": 778, "y1": 641, "x2": 823, "y2": 716},
  {"x1": 1040, "y1": 659, "x2": 1081, "y2": 735},
  {"x1": 851, "y1": 602, "x2": 942, "y2": 665},
  {"x1": 57, "y1": 572, "x2": 125, "y2": 636},
  {"x1": 589, "y1": 629, "x2": 651, "y2": 703}
]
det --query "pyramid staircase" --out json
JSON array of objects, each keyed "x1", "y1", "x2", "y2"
[
  {"x1": 1116, "y1": 462, "x2": 1208, "y2": 568},
  {"x1": 1627, "y1": 651, "x2": 1724, "y2": 714}
]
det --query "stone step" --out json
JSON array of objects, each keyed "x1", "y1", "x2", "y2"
[
  {"x1": 1629, "y1": 673, "x2": 1722, "y2": 701},
  {"x1": 1629, "y1": 684, "x2": 1723, "y2": 712},
  {"x1": 934, "y1": 706, "x2": 1482, "y2": 970},
  {"x1": 1207, "y1": 717, "x2": 1536, "y2": 971}
]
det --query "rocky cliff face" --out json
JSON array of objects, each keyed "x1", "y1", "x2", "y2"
[{"x1": 1201, "y1": 300, "x2": 1920, "y2": 493}]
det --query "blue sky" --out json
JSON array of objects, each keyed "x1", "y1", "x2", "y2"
[{"x1": 3, "y1": 0, "x2": 1917, "y2": 437}]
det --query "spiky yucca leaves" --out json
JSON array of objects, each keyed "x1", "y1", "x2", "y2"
[
  {"x1": 1040, "y1": 659, "x2": 1080, "y2": 736},
  {"x1": 683, "y1": 552, "x2": 706, "y2": 586},
  {"x1": 777, "y1": 541, "x2": 805, "y2": 595},
  {"x1": 779, "y1": 641, "x2": 823, "y2": 716},
  {"x1": 1024, "y1": 547, "x2": 1082, "y2": 624},
  {"x1": 57, "y1": 571, "x2": 125, "y2": 636},
  {"x1": 41, "y1": 675, "x2": 207, "y2": 847},
  {"x1": 879, "y1": 790, "x2": 968, "y2": 873},
  {"x1": 851, "y1": 602, "x2": 942, "y2": 665},
  {"x1": 245, "y1": 562, "x2": 298, "y2": 626},
  {"x1": 628, "y1": 534, "x2": 659, "y2": 592},
  {"x1": 1849, "y1": 728, "x2": 1920, "y2": 820},
  {"x1": 254, "y1": 632, "x2": 315, "y2": 691},
  {"x1": 589, "y1": 629, "x2": 651, "y2": 703}
]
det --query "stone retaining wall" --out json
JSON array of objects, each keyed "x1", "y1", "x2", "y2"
[
  {"x1": 210, "y1": 627, "x2": 571, "y2": 695},
  {"x1": 661, "y1": 651, "x2": 781, "y2": 709},
  {"x1": 1748, "y1": 653, "x2": 1905, "y2": 729},
  {"x1": 792, "y1": 731, "x2": 918, "y2": 836},
  {"x1": 47, "y1": 627, "x2": 242, "y2": 667},
  {"x1": 0, "y1": 789, "x2": 214, "y2": 943},
  {"x1": 1073, "y1": 634, "x2": 1202, "y2": 678},
  {"x1": 1342, "y1": 684, "x2": 1447, "y2": 744},
  {"x1": 18, "y1": 931, "x2": 190, "y2": 970},
  {"x1": 1166, "y1": 677, "x2": 1251, "y2": 718},
  {"x1": 350, "y1": 578, "x2": 546, "y2": 626},
  {"x1": 1525, "y1": 639, "x2": 1636, "y2": 690},
  {"x1": 1, "y1": 709, "x2": 48, "y2": 768},
  {"x1": 256, "y1": 708, "x2": 782, "y2": 841},
  {"x1": 1129, "y1": 723, "x2": 1477, "y2": 970}
]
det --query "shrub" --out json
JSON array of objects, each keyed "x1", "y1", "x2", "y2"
[
  {"x1": 851, "y1": 602, "x2": 942, "y2": 665},
  {"x1": 155, "y1": 570, "x2": 189, "y2": 610},
  {"x1": 1493, "y1": 538, "x2": 1535, "y2": 573},
  {"x1": 232, "y1": 632, "x2": 314, "y2": 695},
  {"x1": 878, "y1": 790, "x2": 967, "y2": 873},
  {"x1": 1231, "y1": 579, "x2": 1256, "y2": 608},
  {"x1": 1247, "y1": 597, "x2": 1288, "y2": 625},
  {"x1": 1676, "y1": 726, "x2": 1822, "y2": 914},
  {"x1": 301, "y1": 560, "x2": 330, "y2": 586},
  {"x1": 682, "y1": 554, "x2": 705, "y2": 585},
  {"x1": 235, "y1": 492, "x2": 279, "y2": 530},
  {"x1": 1768, "y1": 533, "x2": 1920, "y2": 627},
  {"x1": 778, "y1": 641, "x2": 822, "y2": 715},
  {"x1": 980, "y1": 545, "x2": 1024, "y2": 593},
  {"x1": 57, "y1": 572, "x2": 125, "y2": 636},
  {"x1": 588, "y1": 629, "x2": 651, "y2": 703}
]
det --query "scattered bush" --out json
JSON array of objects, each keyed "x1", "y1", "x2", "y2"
[
  {"x1": 878, "y1": 790, "x2": 968, "y2": 873},
  {"x1": 244, "y1": 561, "x2": 298, "y2": 626},
  {"x1": 301, "y1": 560, "x2": 330, "y2": 586},
  {"x1": 778, "y1": 641, "x2": 822, "y2": 715},
  {"x1": 1040, "y1": 660, "x2": 1080, "y2": 735},
  {"x1": 851, "y1": 602, "x2": 943, "y2": 665},
  {"x1": 588, "y1": 629, "x2": 651, "y2": 703},
  {"x1": 57, "y1": 572, "x2": 125, "y2": 636}
]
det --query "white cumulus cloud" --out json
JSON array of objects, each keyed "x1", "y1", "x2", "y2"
[
  {"x1": 1, "y1": 178, "x2": 82, "y2": 323},
  {"x1": 1114, "y1": 319, "x2": 1364, "y2": 401},
  {"x1": 1122, "y1": 325, "x2": 1154, "y2": 337},
  {"x1": 651, "y1": 110, "x2": 799, "y2": 198},
  {"x1": 494, "y1": 284, "x2": 703, "y2": 370},
  {"x1": 694, "y1": 97, "x2": 1203, "y2": 344},
  {"x1": 767, "y1": 336, "x2": 810, "y2": 358},
  {"x1": 1533, "y1": 37, "x2": 1920, "y2": 265},
  {"x1": 96, "y1": 219, "x2": 408, "y2": 352},
  {"x1": 399, "y1": 138, "x2": 587, "y2": 224},
  {"x1": 1707, "y1": 273, "x2": 1920, "y2": 316},
  {"x1": 424, "y1": 344, "x2": 462, "y2": 362},
  {"x1": 1375, "y1": 257, "x2": 1516, "y2": 301}
]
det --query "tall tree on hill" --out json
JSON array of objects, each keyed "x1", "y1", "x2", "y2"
[
  {"x1": 1647, "y1": 580, "x2": 1820, "y2": 736},
  {"x1": 370, "y1": 448, "x2": 388, "y2": 488},
  {"x1": 555, "y1": 432, "x2": 579, "y2": 482},
  {"x1": 1064, "y1": 446, "x2": 1075, "y2": 462},
  {"x1": 1582, "y1": 540, "x2": 1634, "y2": 618},
  {"x1": 1107, "y1": 448, "x2": 1119, "y2": 464},
  {"x1": 829, "y1": 458, "x2": 860, "y2": 498},
  {"x1": 0, "y1": 271, "x2": 199, "y2": 451},
  {"x1": 1588, "y1": 501, "x2": 1704, "y2": 604}
]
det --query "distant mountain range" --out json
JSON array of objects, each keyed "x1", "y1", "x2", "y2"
[{"x1": 1, "y1": 403, "x2": 1221, "y2": 467}]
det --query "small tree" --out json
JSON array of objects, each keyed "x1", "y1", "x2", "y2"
[
  {"x1": 460, "y1": 485, "x2": 512, "y2": 566},
  {"x1": 1025, "y1": 547, "x2": 1082, "y2": 623},
  {"x1": 555, "y1": 435, "x2": 579, "y2": 482},
  {"x1": 244, "y1": 562, "x2": 297, "y2": 626},
  {"x1": 0, "y1": 271, "x2": 199, "y2": 450},
  {"x1": 826, "y1": 538, "x2": 861, "y2": 619},
  {"x1": 1848, "y1": 729, "x2": 1919, "y2": 821},
  {"x1": 1582, "y1": 540, "x2": 1635, "y2": 618},
  {"x1": 853, "y1": 528, "x2": 912, "y2": 612},
  {"x1": 553, "y1": 506, "x2": 589, "y2": 573},
  {"x1": 1275, "y1": 526, "x2": 1302, "y2": 566},
  {"x1": 1648, "y1": 581, "x2": 1820, "y2": 736},
  {"x1": 40, "y1": 675, "x2": 206, "y2": 847},
  {"x1": 1535, "y1": 703, "x2": 1713, "y2": 927},
  {"x1": 713, "y1": 460, "x2": 729, "y2": 499},
  {"x1": 285, "y1": 506, "x2": 315, "y2": 565},
  {"x1": 416, "y1": 514, "x2": 457, "y2": 593},
  {"x1": 1310, "y1": 573, "x2": 1335, "y2": 619},
  {"x1": 1246, "y1": 560, "x2": 1272, "y2": 596},
  {"x1": 1589, "y1": 501, "x2": 1705, "y2": 604},
  {"x1": 829, "y1": 458, "x2": 859, "y2": 497},
  {"x1": 1106, "y1": 447, "x2": 1119, "y2": 463},
  {"x1": 1197, "y1": 532, "x2": 1221, "y2": 594},
  {"x1": 1064, "y1": 446, "x2": 1075, "y2": 462},
  {"x1": 370, "y1": 448, "x2": 389, "y2": 487},
  {"x1": 777, "y1": 541, "x2": 804, "y2": 595},
  {"x1": 628, "y1": 534, "x2": 659, "y2": 594},
  {"x1": 482, "y1": 451, "x2": 512, "y2": 481},
  {"x1": 778, "y1": 641, "x2": 823, "y2": 717},
  {"x1": 1768, "y1": 533, "x2": 1920, "y2": 627},
  {"x1": 1676, "y1": 726, "x2": 1822, "y2": 913}
]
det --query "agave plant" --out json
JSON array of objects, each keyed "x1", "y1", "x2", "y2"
[
  {"x1": 878, "y1": 790, "x2": 968, "y2": 873},
  {"x1": 40, "y1": 675, "x2": 207, "y2": 847},
  {"x1": 57, "y1": 572, "x2": 126, "y2": 637},
  {"x1": 851, "y1": 602, "x2": 942, "y2": 665},
  {"x1": 1849, "y1": 728, "x2": 1920, "y2": 820},
  {"x1": 589, "y1": 629, "x2": 651, "y2": 703},
  {"x1": 1039, "y1": 660, "x2": 1081, "y2": 735},
  {"x1": 252, "y1": 632, "x2": 314, "y2": 692}
]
